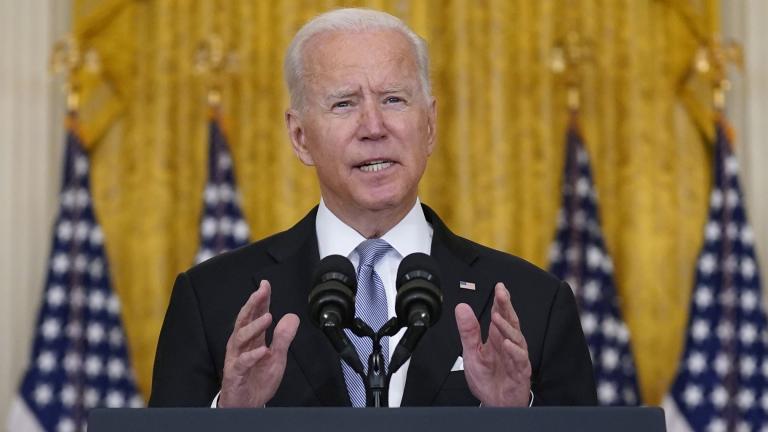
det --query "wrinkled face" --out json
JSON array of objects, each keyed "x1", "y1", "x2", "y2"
[{"x1": 286, "y1": 29, "x2": 436, "y2": 215}]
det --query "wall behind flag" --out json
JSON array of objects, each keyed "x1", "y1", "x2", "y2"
[
  {"x1": 44, "y1": 0, "x2": 764, "y2": 405},
  {"x1": 0, "y1": 0, "x2": 71, "y2": 421}
]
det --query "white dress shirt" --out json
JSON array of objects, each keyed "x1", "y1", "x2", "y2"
[{"x1": 316, "y1": 198, "x2": 433, "y2": 407}]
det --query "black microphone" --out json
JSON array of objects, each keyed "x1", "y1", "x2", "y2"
[
  {"x1": 308, "y1": 255, "x2": 364, "y2": 375},
  {"x1": 389, "y1": 253, "x2": 443, "y2": 375}
]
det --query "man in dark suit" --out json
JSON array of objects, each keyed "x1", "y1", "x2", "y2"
[{"x1": 149, "y1": 8, "x2": 597, "y2": 408}]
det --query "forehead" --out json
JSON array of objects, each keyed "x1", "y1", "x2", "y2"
[{"x1": 301, "y1": 29, "x2": 420, "y2": 93}]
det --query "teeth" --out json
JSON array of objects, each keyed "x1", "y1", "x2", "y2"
[{"x1": 359, "y1": 161, "x2": 393, "y2": 173}]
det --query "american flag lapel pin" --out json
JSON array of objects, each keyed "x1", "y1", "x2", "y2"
[{"x1": 459, "y1": 281, "x2": 476, "y2": 291}]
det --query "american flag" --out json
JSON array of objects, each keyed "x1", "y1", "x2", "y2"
[
  {"x1": 7, "y1": 113, "x2": 142, "y2": 432},
  {"x1": 194, "y1": 108, "x2": 250, "y2": 264},
  {"x1": 662, "y1": 118, "x2": 766, "y2": 432},
  {"x1": 548, "y1": 115, "x2": 642, "y2": 406}
]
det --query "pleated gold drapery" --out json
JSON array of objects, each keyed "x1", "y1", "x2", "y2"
[{"x1": 72, "y1": 0, "x2": 720, "y2": 405}]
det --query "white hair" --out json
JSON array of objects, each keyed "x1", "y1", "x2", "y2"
[{"x1": 284, "y1": 8, "x2": 432, "y2": 109}]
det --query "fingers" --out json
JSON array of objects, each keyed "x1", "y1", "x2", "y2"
[
  {"x1": 270, "y1": 313, "x2": 300, "y2": 356},
  {"x1": 502, "y1": 339, "x2": 532, "y2": 377},
  {"x1": 234, "y1": 312, "x2": 272, "y2": 352},
  {"x1": 233, "y1": 280, "x2": 272, "y2": 334},
  {"x1": 455, "y1": 303, "x2": 482, "y2": 356}
]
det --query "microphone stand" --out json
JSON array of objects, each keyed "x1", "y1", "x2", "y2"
[{"x1": 350, "y1": 317, "x2": 402, "y2": 407}]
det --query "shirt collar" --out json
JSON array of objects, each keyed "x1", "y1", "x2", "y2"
[{"x1": 316, "y1": 198, "x2": 433, "y2": 259}]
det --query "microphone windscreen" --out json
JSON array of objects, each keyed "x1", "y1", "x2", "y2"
[
  {"x1": 396, "y1": 252, "x2": 441, "y2": 288},
  {"x1": 312, "y1": 254, "x2": 357, "y2": 292}
]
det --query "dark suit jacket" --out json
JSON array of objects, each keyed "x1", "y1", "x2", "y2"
[{"x1": 149, "y1": 204, "x2": 597, "y2": 407}]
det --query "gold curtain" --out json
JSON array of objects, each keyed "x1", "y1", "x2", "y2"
[{"x1": 72, "y1": 0, "x2": 719, "y2": 405}]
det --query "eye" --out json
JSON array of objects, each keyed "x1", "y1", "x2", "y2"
[
  {"x1": 384, "y1": 96, "x2": 405, "y2": 104},
  {"x1": 332, "y1": 100, "x2": 353, "y2": 110}
]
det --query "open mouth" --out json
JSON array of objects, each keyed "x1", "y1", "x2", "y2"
[{"x1": 356, "y1": 160, "x2": 394, "y2": 173}]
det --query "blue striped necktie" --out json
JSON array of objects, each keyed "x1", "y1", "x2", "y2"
[{"x1": 342, "y1": 239, "x2": 392, "y2": 407}]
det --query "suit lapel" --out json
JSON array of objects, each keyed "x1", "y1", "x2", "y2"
[
  {"x1": 401, "y1": 205, "x2": 494, "y2": 406},
  {"x1": 259, "y1": 207, "x2": 350, "y2": 406}
]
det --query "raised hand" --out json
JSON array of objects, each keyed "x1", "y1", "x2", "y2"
[
  {"x1": 455, "y1": 282, "x2": 531, "y2": 407},
  {"x1": 218, "y1": 280, "x2": 300, "y2": 407}
]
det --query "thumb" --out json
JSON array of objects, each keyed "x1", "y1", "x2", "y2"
[
  {"x1": 455, "y1": 303, "x2": 481, "y2": 357},
  {"x1": 270, "y1": 313, "x2": 300, "y2": 356}
]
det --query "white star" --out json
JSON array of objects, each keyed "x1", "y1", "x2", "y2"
[
  {"x1": 219, "y1": 184, "x2": 234, "y2": 203},
  {"x1": 129, "y1": 394, "x2": 143, "y2": 408},
  {"x1": 683, "y1": 384, "x2": 703, "y2": 407},
  {"x1": 717, "y1": 321, "x2": 734, "y2": 342},
  {"x1": 726, "y1": 188, "x2": 740, "y2": 208},
  {"x1": 106, "y1": 390, "x2": 126, "y2": 408},
  {"x1": 89, "y1": 290, "x2": 106, "y2": 312},
  {"x1": 576, "y1": 177, "x2": 591, "y2": 197},
  {"x1": 726, "y1": 222, "x2": 738, "y2": 240},
  {"x1": 84, "y1": 387, "x2": 100, "y2": 408},
  {"x1": 724, "y1": 255, "x2": 738, "y2": 273},
  {"x1": 616, "y1": 323, "x2": 630, "y2": 343},
  {"x1": 708, "y1": 418, "x2": 726, "y2": 432},
  {"x1": 47, "y1": 285, "x2": 66, "y2": 308},
  {"x1": 41, "y1": 318, "x2": 61, "y2": 340},
  {"x1": 741, "y1": 226, "x2": 754, "y2": 245},
  {"x1": 37, "y1": 350, "x2": 57, "y2": 373},
  {"x1": 233, "y1": 219, "x2": 249, "y2": 242},
  {"x1": 737, "y1": 422, "x2": 751, "y2": 432},
  {"x1": 572, "y1": 210, "x2": 587, "y2": 229},
  {"x1": 201, "y1": 217, "x2": 216, "y2": 239},
  {"x1": 75, "y1": 155, "x2": 89, "y2": 176},
  {"x1": 582, "y1": 280, "x2": 601, "y2": 303},
  {"x1": 762, "y1": 358, "x2": 768, "y2": 378},
  {"x1": 740, "y1": 323, "x2": 758, "y2": 345},
  {"x1": 74, "y1": 253, "x2": 88, "y2": 272},
  {"x1": 576, "y1": 148, "x2": 589, "y2": 165},
  {"x1": 695, "y1": 286, "x2": 714, "y2": 309},
  {"x1": 741, "y1": 290, "x2": 758, "y2": 311},
  {"x1": 89, "y1": 258, "x2": 104, "y2": 279},
  {"x1": 204, "y1": 184, "x2": 219, "y2": 206},
  {"x1": 63, "y1": 352, "x2": 81, "y2": 373},
  {"x1": 109, "y1": 328, "x2": 124, "y2": 347},
  {"x1": 710, "y1": 189, "x2": 723, "y2": 209},
  {"x1": 66, "y1": 321, "x2": 83, "y2": 340},
  {"x1": 89, "y1": 225, "x2": 104, "y2": 246},
  {"x1": 622, "y1": 388, "x2": 637, "y2": 405},
  {"x1": 714, "y1": 353, "x2": 731, "y2": 376},
  {"x1": 197, "y1": 249, "x2": 214, "y2": 264},
  {"x1": 691, "y1": 319, "x2": 711, "y2": 342},
  {"x1": 740, "y1": 356, "x2": 757, "y2": 377},
  {"x1": 601, "y1": 256, "x2": 614, "y2": 273},
  {"x1": 705, "y1": 221, "x2": 721, "y2": 241},
  {"x1": 107, "y1": 294, "x2": 121, "y2": 316},
  {"x1": 70, "y1": 286, "x2": 86, "y2": 309},
  {"x1": 60, "y1": 384, "x2": 77, "y2": 407},
  {"x1": 597, "y1": 381, "x2": 617, "y2": 404},
  {"x1": 601, "y1": 348, "x2": 619, "y2": 370},
  {"x1": 61, "y1": 188, "x2": 76, "y2": 209},
  {"x1": 57, "y1": 417, "x2": 75, "y2": 432},
  {"x1": 75, "y1": 221, "x2": 90, "y2": 242},
  {"x1": 218, "y1": 153, "x2": 232, "y2": 170},
  {"x1": 737, "y1": 389, "x2": 755, "y2": 410},
  {"x1": 742, "y1": 257, "x2": 756, "y2": 280},
  {"x1": 52, "y1": 253, "x2": 70, "y2": 274},
  {"x1": 565, "y1": 246, "x2": 580, "y2": 264},
  {"x1": 219, "y1": 216, "x2": 233, "y2": 235},
  {"x1": 699, "y1": 253, "x2": 717, "y2": 275},
  {"x1": 586, "y1": 246, "x2": 603, "y2": 270},
  {"x1": 107, "y1": 357, "x2": 126, "y2": 380},
  {"x1": 762, "y1": 393, "x2": 768, "y2": 411},
  {"x1": 581, "y1": 313, "x2": 597, "y2": 335},
  {"x1": 711, "y1": 386, "x2": 729, "y2": 408},
  {"x1": 87, "y1": 322, "x2": 105, "y2": 344},
  {"x1": 75, "y1": 188, "x2": 89, "y2": 209},
  {"x1": 34, "y1": 384, "x2": 53, "y2": 406},
  {"x1": 720, "y1": 290, "x2": 736, "y2": 308},
  {"x1": 57, "y1": 220, "x2": 73, "y2": 242},
  {"x1": 725, "y1": 155, "x2": 739, "y2": 175},
  {"x1": 84, "y1": 355, "x2": 103, "y2": 377},
  {"x1": 601, "y1": 317, "x2": 618, "y2": 339},
  {"x1": 687, "y1": 351, "x2": 707, "y2": 375}
]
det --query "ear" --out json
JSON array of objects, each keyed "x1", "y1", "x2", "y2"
[
  {"x1": 425, "y1": 97, "x2": 437, "y2": 156},
  {"x1": 285, "y1": 109, "x2": 314, "y2": 166}
]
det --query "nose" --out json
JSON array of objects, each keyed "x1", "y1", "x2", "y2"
[{"x1": 358, "y1": 100, "x2": 386, "y2": 141}]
